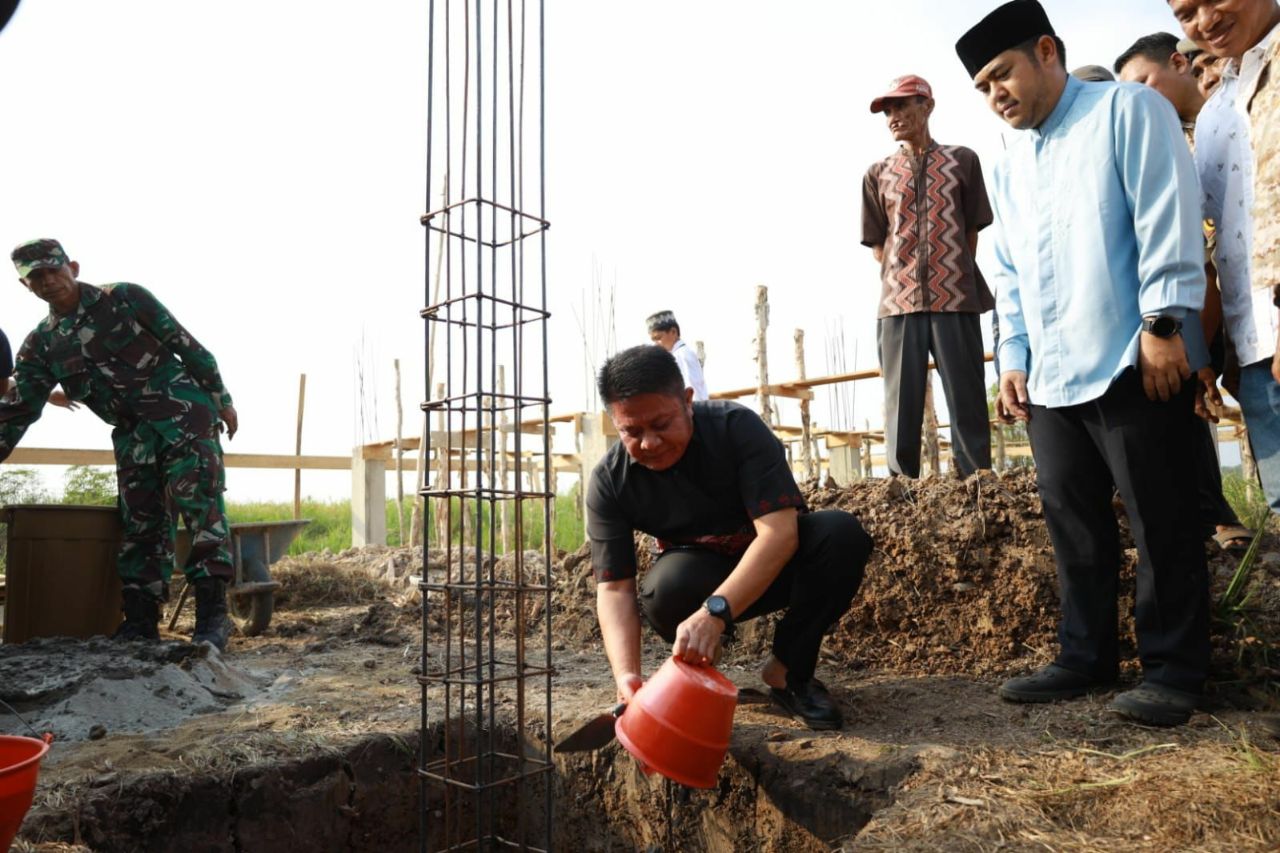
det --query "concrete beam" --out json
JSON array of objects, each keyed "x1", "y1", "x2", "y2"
[{"x1": 352, "y1": 448, "x2": 387, "y2": 547}]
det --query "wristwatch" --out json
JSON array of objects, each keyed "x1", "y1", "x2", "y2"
[
  {"x1": 1141, "y1": 314, "x2": 1182, "y2": 338},
  {"x1": 703, "y1": 595, "x2": 734, "y2": 630}
]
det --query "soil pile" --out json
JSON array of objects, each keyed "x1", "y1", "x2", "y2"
[
  {"x1": 551, "y1": 468, "x2": 1279, "y2": 691},
  {"x1": 811, "y1": 469, "x2": 1064, "y2": 676}
]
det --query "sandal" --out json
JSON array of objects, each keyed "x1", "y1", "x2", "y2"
[{"x1": 1211, "y1": 525, "x2": 1254, "y2": 553}]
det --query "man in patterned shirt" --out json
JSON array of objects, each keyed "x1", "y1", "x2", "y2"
[
  {"x1": 3, "y1": 239, "x2": 238, "y2": 650},
  {"x1": 861, "y1": 75, "x2": 995, "y2": 479},
  {"x1": 1115, "y1": 31, "x2": 1255, "y2": 553},
  {"x1": 1240, "y1": 18, "x2": 1280, "y2": 380},
  {"x1": 1172, "y1": 0, "x2": 1280, "y2": 510}
]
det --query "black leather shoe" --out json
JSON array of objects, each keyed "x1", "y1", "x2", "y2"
[
  {"x1": 998, "y1": 664, "x2": 1112, "y2": 703},
  {"x1": 770, "y1": 679, "x2": 844, "y2": 731},
  {"x1": 1108, "y1": 683, "x2": 1200, "y2": 727}
]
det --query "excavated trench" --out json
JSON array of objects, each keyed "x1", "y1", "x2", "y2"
[{"x1": 19, "y1": 715, "x2": 920, "y2": 852}]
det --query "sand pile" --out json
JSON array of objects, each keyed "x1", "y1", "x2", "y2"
[{"x1": 0, "y1": 638, "x2": 268, "y2": 742}]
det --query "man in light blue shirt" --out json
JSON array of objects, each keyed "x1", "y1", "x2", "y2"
[{"x1": 957, "y1": 0, "x2": 1211, "y2": 727}]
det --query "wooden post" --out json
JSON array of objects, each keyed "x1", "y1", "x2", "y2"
[
  {"x1": 794, "y1": 329, "x2": 816, "y2": 481},
  {"x1": 481, "y1": 393, "x2": 495, "y2": 551},
  {"x1": 994, "y1": 420, "x2": 1007, "y2": 471},
  {"x1": 434, "y1": 382, "x2": 449, "y2": 549},
  {"x1": 861, "y1": 436, "x2": 874, "y2": 479},
  {"x1": 695, "y1": 340, "x2": 706, "y2": 367},
  {"x1": 753, "y1": 286, "x2": 775, "y2": 426},
  {"x1": 414, "y1": 177, "x2": 449, "y2": 549},
  {"x1": 394, "y1": 359, "x2": 405, "y2": 546},
  {"x1": 497, "y1": 366, "x2": 510, "y2": 554},
  {"x1": 409, "y1": 408, "x2": 428, "y2": 548},
  {"x1": 293, "y1": 374, "x2": 306, "y2": 520},
  {"x1": 922, "y1": 378, "x2": 941, "y2": 476},
  {"x1": 1241, "y1": 426, "x2": 1260, "y2": 504}
]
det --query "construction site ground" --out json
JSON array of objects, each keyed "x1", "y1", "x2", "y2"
[{"x1": 4, "y1": 468, "x2": 1280, "y2": 852}]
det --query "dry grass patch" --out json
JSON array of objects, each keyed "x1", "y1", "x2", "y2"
[
  {"x1": 271, "y1": 557, "x2": 397, "y2": 610},
  {"x1": 853, "y1": 729, "x2": 1280, "y2": 852}
]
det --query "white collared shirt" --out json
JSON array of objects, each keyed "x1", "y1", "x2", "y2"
[
  {"x1": 1239, "y1": 21, "x2": 1280, "y2": 109},
  {"x1": 1195, "y1": 46, "x2": 1279, "y2": 366},
  {"x1": 671, "y1": 339, "x2": 709, "y2": 401}
]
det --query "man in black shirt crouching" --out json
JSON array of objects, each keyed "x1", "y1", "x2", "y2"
[{"x1": 587, "y1": 345, "x2": 873, "y2": 730}]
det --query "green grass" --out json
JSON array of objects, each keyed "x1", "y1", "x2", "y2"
[
  {"x1": 1221, "y1": 472, "x2": 1274, "y2": 529},
  {"x1": 225, "y1": 494, "x2": 584, "y2": 556},
  {"x1": 0, "y1": 466, "x2": 586, "y2": 574}
]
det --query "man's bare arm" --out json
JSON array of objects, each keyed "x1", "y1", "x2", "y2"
[
  {"x1": 967, "y1": 230, "x2": 979, "y2": 255},
  {"x1": 872, "y1": 245, "x2": 885, "y2": 264},
  {"x1": 596, "y1": 578, "x2": 644, "y2": 701}
]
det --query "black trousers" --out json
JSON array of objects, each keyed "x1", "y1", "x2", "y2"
[
  {"x1": 1027, "y1": 370, "x2": 1210, "y2": 693},
  {"x1": 1195, "y1": 417, "x2": 1242, "y2": 533},
  {"x1": 638, "y1": 511, "x2": 872, "y2": 687},
  {"x1": 878, "y1": 312, "x2": 992, "y2": 478}
]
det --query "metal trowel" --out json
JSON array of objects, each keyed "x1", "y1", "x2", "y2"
[{"x1": 554, "y1": 702, "x2": 626, "y2": 753}]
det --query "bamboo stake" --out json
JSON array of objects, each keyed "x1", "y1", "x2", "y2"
[
  {"x1": 754, "y1": 286, "x2": 775, "y2": 426},
  {"x1": 293, "y1": 374, "x2": 306, "y2": 519},
  {"x1": 1241, "y1": 426, "x2": 1260, "y2": 505},
  {"x1": 410, "y1": 178, "x2": 450, "y2": 548},
  {"x1": 434, "y1": 382, "x2": 449, "y2": 548},
  {"x1": 794, "y1": 329, "x2": 815, "y2": 480},
  {"x1": 922, "y1": 379, "x2": 941, "y2": 476},
  {"x1": 394, "y1": 358, "x2": 405, "y2": 546},
  {"x1": 497, "y1": 366, "x2": 510, "y2": 553}
]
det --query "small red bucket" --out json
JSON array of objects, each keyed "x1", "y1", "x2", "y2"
[
  {"x1": 615, "y1": 656, "x2": 737, "y2": 788},
  {"x1": 0, "y1": 734, "x2": 52, "y2": 850}
]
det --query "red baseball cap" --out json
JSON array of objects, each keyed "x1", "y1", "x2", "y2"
[{"x1": 870, "y1": 75, "x2": 933, "y2": 113}]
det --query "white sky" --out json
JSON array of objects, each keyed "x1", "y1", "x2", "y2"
[{"x1": 0, "y1": 1, "x2": 1195, "y2": 500}]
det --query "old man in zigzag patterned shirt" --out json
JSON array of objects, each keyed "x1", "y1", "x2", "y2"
[{"x1": 861, "y1": 74, "x2": 995, "y2": 479}]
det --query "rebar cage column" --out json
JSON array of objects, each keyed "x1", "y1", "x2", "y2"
[{"x1": 418, "y1": 0, "x2": 552, "y2": 850}]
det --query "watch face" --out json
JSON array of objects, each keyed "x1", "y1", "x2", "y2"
[
  {"x1": 1152, "y1": 316, "x2": 1177, "y2": 337},
  {"x1": 706, "y1": 596, "x2": 728, "y2": 617}
]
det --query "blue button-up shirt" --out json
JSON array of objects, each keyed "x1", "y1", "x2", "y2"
[{"x1": 989, "y1": 76, "x2": 1207, "y2": 408}]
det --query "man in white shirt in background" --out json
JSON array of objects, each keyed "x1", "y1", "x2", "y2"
[
  {"x1": 1174, "y1": 0, "x2": 1280, "y2": 510},
  {"x1": 647, "y1": 310, "x2": 709, "y2": 401}
]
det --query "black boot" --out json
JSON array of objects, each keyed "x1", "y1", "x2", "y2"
[
  {"x1": 192, "y1": 577, "x2": 231, "y2": 651},
  {"x1": 113, "y1": 585, "x2": 160, "y2": 641}
]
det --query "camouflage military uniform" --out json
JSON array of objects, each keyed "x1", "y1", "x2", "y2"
[
  {"x1": 0, "y1": 279, "x2": 235, "y2": 595},
  {"x1": 1250, "y1": 37, "x2": 1280, "y2": 307}
]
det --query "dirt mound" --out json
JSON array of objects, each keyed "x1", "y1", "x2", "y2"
[
  {"x1": 812, "y1": 470, "x2": 1064, "y2": 677},
  {"x1": 550, "y1": 469, "x2": 1280, "y2": 693}
]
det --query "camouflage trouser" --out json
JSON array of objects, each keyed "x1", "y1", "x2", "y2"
[{"x1": 113, "y1": 418, "x2": 234, "y2": 596}]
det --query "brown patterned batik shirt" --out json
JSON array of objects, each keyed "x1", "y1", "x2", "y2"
[{"x1": 861, "y1": 143, "x2": 995, "y2": 318}]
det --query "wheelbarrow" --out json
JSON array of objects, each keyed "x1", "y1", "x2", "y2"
[{"x1": 167, "y1": 519, "x2": 310, "y2": 636}]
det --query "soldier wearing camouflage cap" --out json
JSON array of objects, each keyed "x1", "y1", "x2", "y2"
[{"x1": 4, "y1": 238, "x2": 239, "y2": 650}]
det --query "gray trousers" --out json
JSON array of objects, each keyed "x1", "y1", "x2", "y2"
[{"x1": 878, "y1": 312, "x2": 991, "y2": 478}]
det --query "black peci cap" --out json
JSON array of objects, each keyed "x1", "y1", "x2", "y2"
[{"x1": 956, "y1": 0, "x2": 1056, "y2": 79}]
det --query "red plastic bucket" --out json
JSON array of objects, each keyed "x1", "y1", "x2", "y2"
[
  {"x1": 0, "y1": 734, "x2": 52, "y2": 850},
  {"x1": 615, "y1": 656, "x2": 737, "y2": 788}
]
